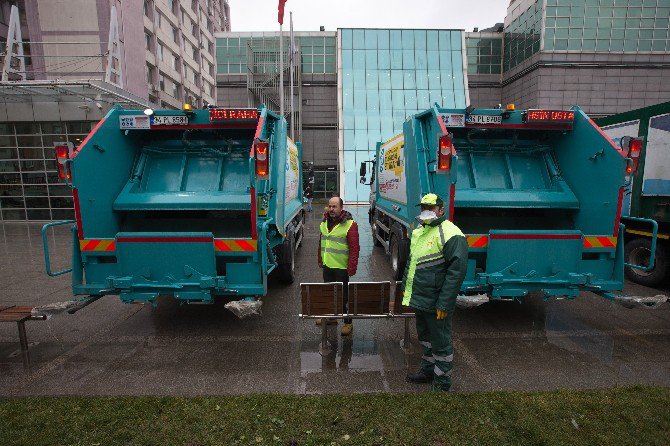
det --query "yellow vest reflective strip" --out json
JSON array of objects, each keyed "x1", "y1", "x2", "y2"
[
  {"x1": 403, "y1": 220, "x2": 464, "y2": 306},
  {"x1": 319, "y1": 219, "x2": 353, "y2": 269}
]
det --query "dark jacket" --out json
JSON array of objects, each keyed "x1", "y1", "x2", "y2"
[
  {"x1": 401, "y1": 215, "x2": 468, "y2": 312},
  {"x1": 317, "y1": 210, "x2": 360, "y2": 276}
]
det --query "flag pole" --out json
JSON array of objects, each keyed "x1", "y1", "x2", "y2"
[
  {"x1": 279, "y1": 22, "x2": 284, "y2": 119},
  {"x1": 290, "y1": 11, "x2": 295, "y2": 140}
]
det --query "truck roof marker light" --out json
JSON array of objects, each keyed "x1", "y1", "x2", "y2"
[
  {"x1": 183, "y1": 103, "x2": 193, "y2": 111},
  {"x1": 143, "y1": 108, "x2": 154, "y2": 116},
  {"x1": 506, "y1": 103, "x2": 515, "y2": 111},
  {"x1": 255, "y1": 140, "x2": 269, "y2": 178},
  {"x1": 438, "y1": 134, "x2": 453, "y2": 171}
]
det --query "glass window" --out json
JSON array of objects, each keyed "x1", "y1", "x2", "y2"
[
  {"x1": 352, "y1": 29, "x2": 365, "y2": 49},
  {"x1": 414, "y1": 30, "x2": 426, "y2": 50},
  {"x1": 390, "y1": 30, "x2": 402, "y2": 49},
  {"x1": 401, "y1": 30, "x2": 414, "y2": 49},
  {"x1": 427, "y1": 30, "x2": 439, "y2": 51},
  {"x1": 378, "y1": 70, "x2": 391, "y2": 89},
  {"x1": 391, "y1": 70, "x2": 404, "y2": 89},
  {"x1": 402, "y1": 50, "x2": 415, "y2": 69},
  {"x1": 365, "y1": 29, "x2": 377, "y2": 49},
  {"x1": 390, "y1": 49, "x2": 403, "y2": 69}
]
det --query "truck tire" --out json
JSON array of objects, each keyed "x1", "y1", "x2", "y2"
[
  {"x1": 389, "y1": 233, "x2": 409, "y2": 280},
  {"x1": 371, "y1": 219, "x2": 383, "y2": 247},
  {"x1": 624, "y1": 238, "x2": 667, "y2": 288},
  {"x1": 277, "y1": 234, "x2": 296, "y2": 284}
]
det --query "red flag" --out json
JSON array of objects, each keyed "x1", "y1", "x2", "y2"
[{"x1": 278, "y1": 0, "x2": 287, "y2": 25}]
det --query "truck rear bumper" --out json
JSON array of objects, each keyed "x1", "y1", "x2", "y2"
[
  {"x1": 463, "y1": 229, "x2": 625, "y2": 299},
  {"x1": 75, "y1": 232, "x2": 268, "y2": 303}
]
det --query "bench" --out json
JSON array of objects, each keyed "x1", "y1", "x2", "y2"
[
  {"x1": 299, "y1": 281, "x2": 416, "y2": 353},
  {"x1": 0, "y1": 305, "x2": 47, "y2": 369}
]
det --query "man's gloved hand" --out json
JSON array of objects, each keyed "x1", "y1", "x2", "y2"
[{"x1": 436, "y1": 309, "x2": 448, "y2": 320}]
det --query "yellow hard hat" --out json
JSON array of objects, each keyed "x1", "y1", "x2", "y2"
[{"x1": 419, "y1": 193, "x2": 444, "y2": 206}]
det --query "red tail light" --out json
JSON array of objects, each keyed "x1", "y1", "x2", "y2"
[
  {"x1": 255, "y1": 140, "x2": 269, "y2": 177},
  {"x1": 625, "y1": 137, "x2": 643, "y2": 174},
  {"x1": 55, "y1": 143, "x2": 71, "y2": 180},
  {"x1": 437, "y1": 134, "x2": 453, "y2": 171}
]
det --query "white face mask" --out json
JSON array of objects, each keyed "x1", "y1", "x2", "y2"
[{"x1": 417, "y1": 210, "x2": 438, "y2": 223}]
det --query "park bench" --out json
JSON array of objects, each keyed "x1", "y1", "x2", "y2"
[
  {"x1": 0, "y1": 305, "x2": 47, "y2": 368},
  {"x1": 299, "y1": 281, "x2": 415, "y2": 353}
]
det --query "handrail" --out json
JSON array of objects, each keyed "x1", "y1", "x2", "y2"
[
  {"x1": 622, "y1": 217, "x2": 658, "y2": 271},
  {"x1": 42, "y1": 220, "x2": 76, "y2": 276}
]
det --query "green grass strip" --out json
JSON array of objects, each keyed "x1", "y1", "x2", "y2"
[{"x1": 1, "y1": 386, "x2": 669, "y2": 446}]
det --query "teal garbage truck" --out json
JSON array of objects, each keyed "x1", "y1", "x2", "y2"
[
  {"x1": 597, "y1": 101, "x2": 670, "y2": 288},
  {"x1": 360, "y1": 104, "x2": 665, "y2": 307},
  {"x1": 43, "y1": 105, "x2": 304, "y2": 305}
]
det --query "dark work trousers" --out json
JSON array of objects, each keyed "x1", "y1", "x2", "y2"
[
  {"x1": 415, "y1": 309, "x2": 454, "y2": 391},
  {"x1": 323, "y1": 266, "x2": 351, "y2": 323}
]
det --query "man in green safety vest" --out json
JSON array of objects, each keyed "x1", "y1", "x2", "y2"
[
  {"x1": 317, "y1": 194, "x2": 360, "y2": 336},
  {"x1": 402, "y1": 193, "x2": 468, "y2": 391}
]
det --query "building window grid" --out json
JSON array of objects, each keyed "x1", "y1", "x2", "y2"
[
  {"x1": 466, "y1": 37, "x2": 503, "y2": 74},
  {"x1": 0, "y1": 122, "x2": 95, "y2": 221},
  {"x1": 503, "y1": 0, "x2": 543, "y2": 72},
  {"x1": 216, "y1": 36, "x2": 337, "y2": 75},
  {"x1": 543, "y1": 0, "x2": 670, "y2": 53}
]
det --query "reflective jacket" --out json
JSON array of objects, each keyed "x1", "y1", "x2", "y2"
[
  {"x1": 320, "y1": 219, "x2": 354, "y2": 269},
  {"x1": 402, "y1": 216, "x2": 468, "y2": 312}
]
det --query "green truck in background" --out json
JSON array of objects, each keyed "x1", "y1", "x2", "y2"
[{"x1": 596, "y1": 101, "x2": 670, "y2": 288}]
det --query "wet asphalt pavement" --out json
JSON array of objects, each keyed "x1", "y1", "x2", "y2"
[{"x1": 1, "y1": 206, "x2": 669, "y2": 396}]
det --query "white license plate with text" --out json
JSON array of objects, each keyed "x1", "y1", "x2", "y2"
[
  {"x1": 466, "y1": 114, "x2": 502, "y2": 125},
  {"x1": 151, "y1": 115, "x2": 189, "y2": 126}
]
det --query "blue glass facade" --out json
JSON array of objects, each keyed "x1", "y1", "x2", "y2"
[{"x1": 339, "y1": 29, "x2": 469, "y2": 202}]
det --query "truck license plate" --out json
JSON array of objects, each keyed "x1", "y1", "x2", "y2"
[
  {"x1": 151, "y1": 115, "x2": 189, "y2": 126},
  {"x1": 466, "y1": 114, "x2": 502, "y2": 125}
]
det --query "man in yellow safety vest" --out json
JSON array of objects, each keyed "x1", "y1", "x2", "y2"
[
  {"x1": 403, "y1": 193, "x2": 468, "y2": 391},
  {"x1": 317, "y1": 194, "x2": 360, "y2": 336}
]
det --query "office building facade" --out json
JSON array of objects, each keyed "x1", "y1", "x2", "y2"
[{"x1": 0, "y1": 0, "x2": 230, "y2": 221}]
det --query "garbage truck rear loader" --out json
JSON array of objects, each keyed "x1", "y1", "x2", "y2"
[
  {"x1": 43, "y1": 105, "x2": 304, "y2": 305},
  {"x1": 362, "y1": 105, "x2": 664, "y2": 307}
]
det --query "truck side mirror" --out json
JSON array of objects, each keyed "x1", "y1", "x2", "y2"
[{"x1": 359, "y1": 162, "x2": 367, "y2": 183}]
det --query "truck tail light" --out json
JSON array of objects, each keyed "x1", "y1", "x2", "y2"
[
  {"x1": 55, "y1": 143, "x2": 71, "y2": 180},
  {"x1": 622, "y1": 136, "x2": 643, "y2": 174},
  {"x1": 255, "y1": 140, "x2": 269, "y2": 177},
  {"x1": 437, "y1": 134, "x2": 453, "y2": 171}
]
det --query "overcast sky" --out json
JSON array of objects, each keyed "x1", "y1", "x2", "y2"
[{"x1": 229, "y1": 0, "x2": 510, "y2": 33}]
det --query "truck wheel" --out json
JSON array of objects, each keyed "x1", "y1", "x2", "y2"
[
  {"x1": 624, "y1": 238, "x2": 667, "y2": 288},
  {"x1": 390, "y1": 233, "x2": 408, "y2": 280},
  {"x1": 371, "y1": 220, "x2": 383, "y2": 247},
  {"x1": 277, "y1": 235, "x2": 296, "y2": 284}
]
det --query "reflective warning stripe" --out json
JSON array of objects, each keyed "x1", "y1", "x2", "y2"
[
  {"x1": 416, "y1": 258, "x2": 446, "y2": 270},
  {"x1": 79, "y1": 239, "x2": 116, "y2": 252},
  {"x1": 466, "y1": 235, "x2": 489, "y2": 248},
  {"x1": 434, "y1": 365, "x2": 453, "y2": 377},
  {"x1": 433, "y1": 353, "x2": 454, "y2": 362},
  {"x1": 583, "y1": 236, "x2": 617, "y2": 249},
  {"x1": 321, "y1": 234, "x2": 347, "y2": 243},
  {"x1": 214, "y1": 239, "x2": 258, "y2": 252},
  {"x1": 320, "y1": 247, "x2": 349, "y2": 255}
]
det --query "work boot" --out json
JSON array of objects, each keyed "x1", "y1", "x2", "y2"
[
  {"x1": 341, "y1": 323, "x2": 353, "y2": 336},
  {"x1": 430, "y1": 381, "x2": 452, "y2": 392},
  {"x1": 405, "y1": 369, "x2": 434, "y2": 384},
  {"x1": 315, "y1": 318, "x2": 337, "y2": 326}
]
